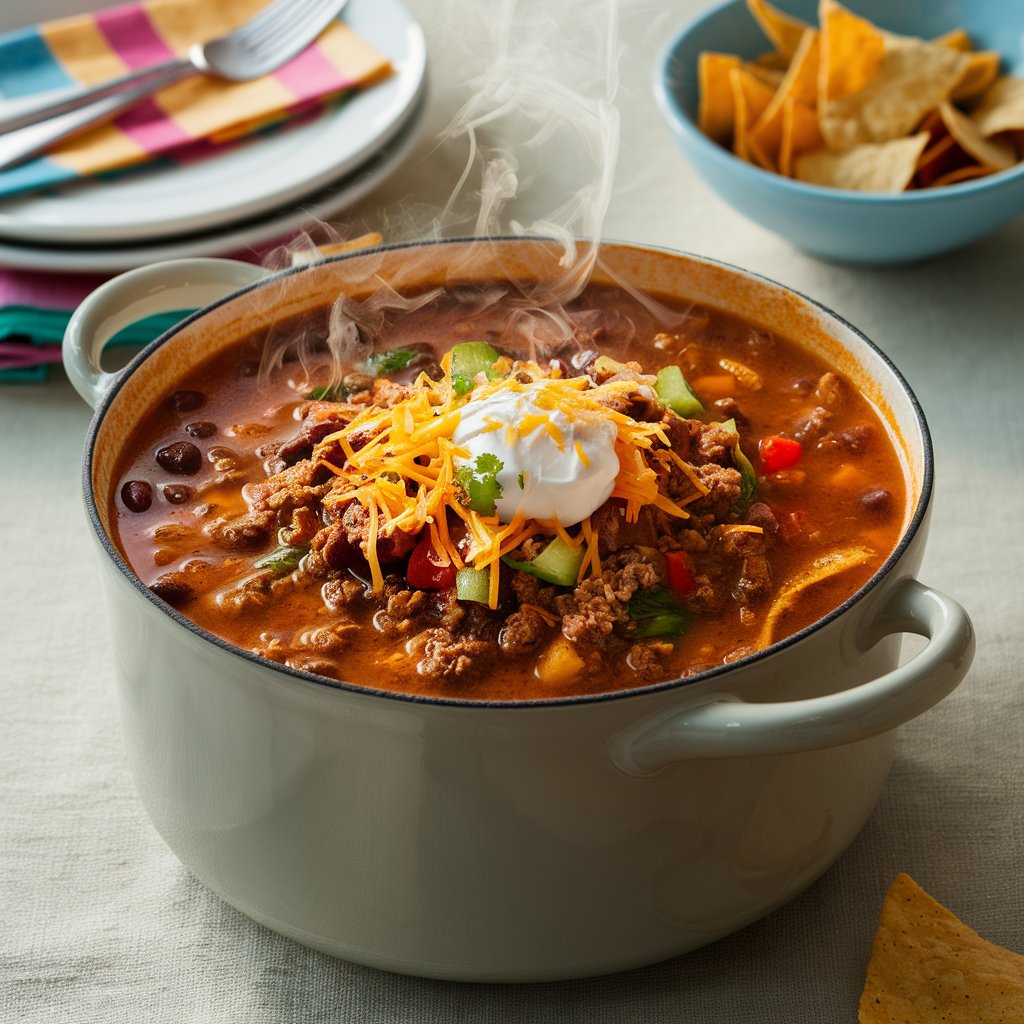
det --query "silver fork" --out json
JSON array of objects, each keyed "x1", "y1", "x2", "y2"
[{"x1": 0, "y1": 0, "x2": 349, "y2": 172}]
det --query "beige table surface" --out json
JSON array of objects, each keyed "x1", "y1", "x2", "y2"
[{"x1": 2, "y1": 1, "x2": 1023, "y2": 1021}]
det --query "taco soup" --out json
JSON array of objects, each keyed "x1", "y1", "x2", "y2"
[{"x1": 110, "y1": 283, "x2": 907, "y2": 700}]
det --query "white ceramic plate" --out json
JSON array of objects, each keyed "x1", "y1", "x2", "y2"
[
  {"x1": 0, "y1": 0, "x2": 425, "y2": 245},
  {"x1": 0, "y1": 93, "x2": 425, "y2": 272}
]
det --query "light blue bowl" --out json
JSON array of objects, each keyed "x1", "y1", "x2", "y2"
[{"x1": 653, "y1": 0, "x2": 1024, "y2": 264}]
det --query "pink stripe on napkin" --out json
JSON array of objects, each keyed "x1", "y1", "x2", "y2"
[
  {"x1": 114, "y1": 97, "x2": 193, "y2": 150},
  {"x1": 94, "y1": 7, "x2": 193, "y2": 150},
  {"x1": 274, "y1": 45, "x2": 355, "y2": 100},
  {"x1": 95, "y1": 4, "x2": 175, "y2": 68},
  {"x1": 0, "y1": 269, "x2": 102, "y2": 309}
]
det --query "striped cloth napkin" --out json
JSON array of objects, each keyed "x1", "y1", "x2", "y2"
[
  {"x1": 0, "y1": 0, "x2": 392, "y2": 198},
  {"x1": 0, "y1": 269, "x2": 193, "y2": 382},
  {"x1": 0, "y1": 234, "x2": 382, "y2": 382}
]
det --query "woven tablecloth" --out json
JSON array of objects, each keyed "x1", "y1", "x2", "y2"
[{"x1": 2, "y1": 1, "x2": 1022, "y2": 1020}]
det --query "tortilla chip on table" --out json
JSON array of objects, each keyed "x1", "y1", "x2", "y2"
[{"x1": 859, "y1": 873, "x2": 1024, "y2": 1024}]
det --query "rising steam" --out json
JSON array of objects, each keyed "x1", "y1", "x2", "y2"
[
  {"x1": 259, "y1": 0, "x2": 631, "y2": 385},
  {"x1": 436, "y1": 0, "x2": 620, "y2": 290}
]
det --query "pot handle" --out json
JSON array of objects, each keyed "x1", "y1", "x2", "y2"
[
  {"x1": 62, "y1": 258, "x2": 268, "y2": 409},
  {"x1": 612, "y1": 578, "x2": 974, "y2": 773}
]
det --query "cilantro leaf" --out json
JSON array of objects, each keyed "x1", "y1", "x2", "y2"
[
  {"x1": 254, "y1": 544, "x2": 309, "y2": 577},
  {"x1": 306, "y1": 384, "x2": 350, "y2": 401},
  {"x1": 517, "y1": 471, "x2": 525, "y2": 490},
  {"x1": 456, "y1": 453, "x2": 505, "y2": 516},
  {"x1": 474, "y1": 452, "x2": 503, "y2": 476},
  {"x1": 361, "y1": 347, "x2": 422, "y2": 376}
]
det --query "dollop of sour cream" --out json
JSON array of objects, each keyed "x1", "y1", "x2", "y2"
[{"x1": 452, "y1": 383, "x2": 619, "y2": 526}]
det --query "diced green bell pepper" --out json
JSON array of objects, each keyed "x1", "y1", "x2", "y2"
[
  {"x1": 655, "y1": 364, "x2": 704, "y2": 417},
  {"x1": 451, "y1": 342, "x2": 503, "y2": 394},
  {"x1": 626, "y1": 587, "x2": 689, "y2": 638},
  {"x1": 455, "y1": 565, "x2": 491, "y2": 604},
  {"x1": 503, "y1": 536, "x2": 583, "y2": 587},
  {"x1": 721, "y1": 418, "x2": 757, "y2": 511}
]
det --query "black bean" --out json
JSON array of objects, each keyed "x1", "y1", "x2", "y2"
[
  {"x1": 168, "y1": 389, "x2": 206, "y2": 412},
  {"x1": 184, "y1": 420, "x2": 217, "y2": 439},
  {"x1": 711, "y1": 397, "x2": 748, "y2": 428},
  {"x1": 150, "y1": 575, "x2": 193, "y2": 607},
  {"x1": 860, "y1": 489, "x2": 894, "y2": 517},
  {"x1": 163, "y1": 483, "x2": 194, "y2": 505},
  {"x1": 839, "y1": 424, "x2": 874, "y2": 454},
  {"x1": 120, "y1": 479, "x2": 153, "y2": 513},
  {"x1": 156, "y1": 441, "x2": 202, "y2": 475},
  {"x1": 321, "y1": 529, "x2": 361, "y2": 571}
]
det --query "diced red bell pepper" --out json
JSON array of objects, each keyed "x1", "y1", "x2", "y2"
[
  {"x1": 407, "y1": 535, "x2": 456, "y2": 590},
  {"x1": 759, "y1": 434, "x2": 803, "y2": 474},
  {"x1": 665, "y1": 550, "x2": 696, "y2": 598}
]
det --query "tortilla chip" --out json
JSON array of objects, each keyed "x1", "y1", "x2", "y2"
[
  {"x1": 858, "y1": 874, "x2": 1024, "y2": 1024},
  {"x1": 747, "y1": 119, "x2": 783, "y2": 171},
  {"x1": 747, "y1": 0, "x2": 808, "y2": 62},
  {"x1": 951, "y1": 50, "x2": 1001, "y2": 102},
  {"x1": 779, "y1": 96, "x2": 823, "y2": 176},
  {"x1": 972, "y1": 75, "x2": 1024, "y2": 138},
  {"x1": 939, "y1": 101, "x2": 1016, "y2": 170},
  {"x1": 743, "y1": 62, "x2": 785, "y2": 90},
  {"x1": 795, "y1": 132, "x2": 929, "y2": 192},
  {"x1": 758, "y1": 547, "x2": 871, "y2": 646},
  {"x1": 774, "y1": 28, "x2": 821, "y2": 112},
  {"x1": 917, "y1": 107, "x2": 945, "y2": 140},
  {"x1": 916, "y1": 134, "x2": 967, "y2": 187},
  {"x1": 729, "y1": 66, "x2": 777, "y2": 163},
  {"x1": 820, "y1": 30, "x2": 971, "y2": 149},
  {"x1": 695, "y1": 2, "x2": 1022, "y2": 192},
  {"x1": 750, "y1": 33, "x2": 821, "y2": 173},
  {"x1": 933, "y1": 27, "x2": 973, "y2": 52},
  {"x1": 754, "y1": 50, "x2": 790, "y2": 72},
  {"x1": 749, "y1": 31, "x2": 819, "y2": 172},
  {"x1": 930, "y1": 164, "x2": 996, "y2": 187},
  {"x1": 699, "y1": 52, "x2": 742, "y2": 145},
  {"x1": 818, "y1": 0, "x2": 885, "y2": 101}
]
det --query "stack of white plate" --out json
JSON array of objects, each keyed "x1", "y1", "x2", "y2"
[{"x1": 0, "y1": 0, "x2": 426, "y2": 272}]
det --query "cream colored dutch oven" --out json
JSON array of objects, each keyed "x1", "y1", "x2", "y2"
[{"x1": 64, "y1": 240, "x2": 974, "y2": 981}]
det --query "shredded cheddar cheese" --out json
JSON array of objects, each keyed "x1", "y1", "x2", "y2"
[{"x1": 312, "y1": 355, "x2": 708, "y2": 608}]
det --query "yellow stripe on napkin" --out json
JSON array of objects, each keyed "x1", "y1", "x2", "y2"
[
  {"x1": 318, "y1": 23, "x2": 396, "y2": 86},
  {"x1": 41, "y1": 20, "x2": 131, "y2": 85},
  {"x1": 143, "y1": 0, "x2": 268, "y2": 49},
  {"x1": 142, "y1": 0, "x2": 293, "y2": 138},
  {"x1": 38, "y1": 17, "x2": 152, "y2": 175}
]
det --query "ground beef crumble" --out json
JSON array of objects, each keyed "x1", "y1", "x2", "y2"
[
  {"x1": 161, "y1": 357, "x2": 787, "y2": 688},
  {"x1": 556, "y1": 559, "x2": 661, "y2": 643}
]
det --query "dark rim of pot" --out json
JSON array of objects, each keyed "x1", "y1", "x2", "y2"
[{"x1": 83, "y1": 237, "x2": 933, "y2": 710}]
